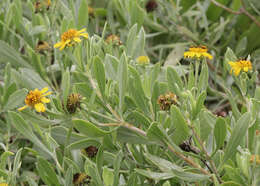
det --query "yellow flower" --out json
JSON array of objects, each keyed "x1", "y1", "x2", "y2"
[
  {"x1": 0, "y1": 183, "x2": 8, "y2": 186},
  {"x1": 250, "y1": 155, "x2": 260, "y2": 165},
  {"x1": 184, "y1": 45, "x2": 213, "y2": 60},
  {"x1": 18, "y1": 87, "x2": 51, "y2": 112},
  {"x1": 136, "y1": 56, "x2": 150, "y2": 65},
  {"x1": 54, "y1": 28, "x2": 89, "y2": 50},
  {"x1": 228, "y1": 60, "x2": 252, "y2": 76}
]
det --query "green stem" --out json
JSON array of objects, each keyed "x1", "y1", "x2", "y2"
[
  {"x1": 190, "y1": 124, "x2": 223, "y2": 184},
  {"x1": 194, "y1": 60, "x2": 200, "y2": 88},
  {"x1": 88, "y1": 110, "x2": 118, "y2": 123},
  {"x1": 85, "y1": 68, "x2": 215, "y2": 182},
  {"x1": 64, "y1": 118, "x2": 73, "y2": 159},
  {"x1": 65, "y1": 121, "x2": 73, "y2": 149}
]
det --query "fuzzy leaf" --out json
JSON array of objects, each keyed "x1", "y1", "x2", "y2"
[
  {"x1": 170, "y1": 105, "x2": 190, "y2": 145},
  {"x1": 36, "y1": 157, "x2": 60, "y2": 186},
  {"x1": 214, "y1": 117, "x2": 227, "y2": 150},
  {"x1": 73, "y1": 119, "x2": 114, "y2": 137},
  {"x1": 222, "y1": 112, "x2": 251, "y2": 164},
  {"x1": 3, "y1": 88, "x2": 27, "y2": 111},
  {"x1": 93, "y1": 56, "x2": 106, "y2": 98}
]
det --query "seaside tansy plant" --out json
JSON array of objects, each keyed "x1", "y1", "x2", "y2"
[
  {"x1": 1, "y1": 0, "x2": 260, "y2": 186},
  {"x1": 54, "y1": 28, "x2": 88, "y2": 50}
]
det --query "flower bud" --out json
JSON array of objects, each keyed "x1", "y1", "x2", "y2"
[
  {"x1": 157, "y1": 92, "x2": 177, "y2": 111},
  {"x1": 146, "y1": 0, "x2": 158, "y2": 12},
  {"x1": 82, "y1": 146, "x2": 98, "y2": 158},
  {"x1": 73, "y1": 173, "x2": 91, "y2": 185},
  {"x1": 66, "y1": 93, "x2": 82, "y2": 114}
]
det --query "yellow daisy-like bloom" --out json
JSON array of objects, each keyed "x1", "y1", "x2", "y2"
[
  {"x1": 54, "y1": 28, "x2": 89, "y2": 51},
  {"x1": 136, "y1": 56, "x2": 150, "y2": 65},
  {"x1": 18, "y1": 87, "x2": 51, "y2": 112},
  {"x1": 184, "y1": 45, "x2": 213, "y2": 60},
  {"x1": 228, "y1": 60, "x2": 252, "y2": 76},
  {"x1": 0, "y1": 183, "x2": 8, "y2": 186},
  {"x1": 250, "y1": 155, "x2": 260, "y2": 165}
]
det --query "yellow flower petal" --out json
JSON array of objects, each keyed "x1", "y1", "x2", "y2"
[
  {"x1": 184, "y1": 51, "x2": 192, "y2": 58},
  {"x1": 34, "y1": 103, "x2": 46, "y2": 112},
  {"x1": 42, "y1": 91, "x2": 52, "y2": 97},
  {"x1": 18, "y1": 105, "x2": 28, "y2": 111},
  {"x1": 41, "y1": 97, "x2": 50, "y2": 103},
  {"x1": 228, "y1": 61, "x2": 235, "y2": 66},
  {"x1": 243, "y1": 66, "x2": 249, "y2": 72},
  {"x1": 196, "y1": 53, "x2": 202, "y2": 58},
  {"x1": 54, "y1": 42, "x2": 63, "y2": 48},
  {"x1": 80, "y1": 33, "x2": 89, "y2": 39},
  {"x1": 65, "y1": 39, "x2": 71, "y2": 45},
  {"x1": 41, "y1": 87, "x2": 49, "y2": 93},
  {"x1": 234, "y1": 68, "x2": 241, "y2": 76},
  {"x1": 59, "y1": 43, "x2": 67, "y2": 50},
  {"x1": 184, "y1": 46, "x2": 212, "y2": 60},
  {"x1": 0, "y1": 183, "x2": 8, "y2": 186},
  {"x1": 203, "y1": 53, "x2": 213, "y2": 59},
  {"x1": 73, "y1": 37, "x2": 81, "y2": 43},
  {"x1": 78, "y1": 28, "x2": 86, "y2": 33}
]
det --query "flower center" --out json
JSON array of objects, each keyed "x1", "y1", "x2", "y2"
[
  {"x1": 61, "y1": 29, "x2": 77, "y2": 41},
  {"x1": 25, "y1": 90, "x2": 42, "y2": 106},
  {"x1": 238, "y1": 60, "x2": 252, "y2": 68}
]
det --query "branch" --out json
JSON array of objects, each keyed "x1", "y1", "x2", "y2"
[
  {"x1": 86, "y1": 71, "x2": 214, "y2": 181},
  {"x1": 210, "y1": 0, "x2": 260, "y2": 29},
  {"x1": 240, "y1": 6, "x2": 260, "y2": 28},
  {"x1": 190, "y1": 125, "x2": 223, "y2": 183},
  {"x1": 210, "y1": 0, "x2": 241, "y2": 14},
  {"x1": 86, "y1": 73, "x2": 122, "y2": 121},
  {"x1": 167, "y1": 143, "x2": 212, "y2": 177}
]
